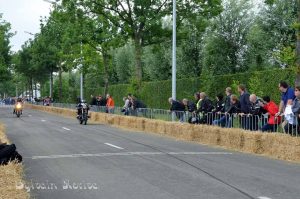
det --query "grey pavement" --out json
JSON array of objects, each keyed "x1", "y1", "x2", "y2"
[{"x1": 1, "y1": 106, "x2": 300, "y2": 199}]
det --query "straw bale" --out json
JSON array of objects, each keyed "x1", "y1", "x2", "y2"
[
  {"x1": 135, "y1": 118, "x2": 146, "y2": 131},
  {"x1": 0, "y1": 125, "x2": 29, "y2": 199}
]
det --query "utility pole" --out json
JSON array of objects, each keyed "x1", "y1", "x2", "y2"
[{"x1": 172, "y1": 0, "x2": 177, "y2": 121}]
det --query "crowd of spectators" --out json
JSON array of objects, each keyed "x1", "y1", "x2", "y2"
[{"x1": 168, "y1": 81, "x2": 299, "y2": 136}]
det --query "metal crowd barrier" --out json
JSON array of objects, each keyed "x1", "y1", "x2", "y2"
[{"x1": 30, "y1": 102, "x2": 299, "y2": 136}]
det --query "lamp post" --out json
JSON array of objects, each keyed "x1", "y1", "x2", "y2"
[
  {"x1": 172, "y1": 0, "x2": 177, "y2": 121},
  {"x1": 80, "y1": 40, "x2": 83, "y2": 101}
]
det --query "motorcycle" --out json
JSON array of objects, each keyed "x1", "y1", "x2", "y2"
[
  {"x1": 14, "y1": 103, "x2": 22, "y2": 118},
  {"x1": 77, "y1": 104, "x2": 89, "y2": 125}
]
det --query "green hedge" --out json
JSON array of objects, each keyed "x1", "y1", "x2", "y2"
[{"x1": 86, "y1": 68, "x2": 296, "y2": 109}]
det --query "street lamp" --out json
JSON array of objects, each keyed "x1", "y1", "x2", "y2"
[{"x1": 172, "y1": 0, "x2": 177, "y2": 121}]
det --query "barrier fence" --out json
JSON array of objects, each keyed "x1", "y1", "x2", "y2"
[{"x1": 31, "y1": 102, "x2": 299, "y2": 136}]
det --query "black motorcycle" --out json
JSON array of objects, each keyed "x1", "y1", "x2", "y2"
[{"x1": 77, "y1": 104, "x2": 89, "y2": 125}]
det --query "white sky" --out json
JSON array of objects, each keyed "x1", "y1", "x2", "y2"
[{"x1": 0, "y1": 0, "x2": 52, "y2": 52}]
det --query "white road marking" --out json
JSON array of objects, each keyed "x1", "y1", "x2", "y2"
[
  {"x1": 31, "y1": 151, "x2": 233, "y2": 160},
  {"x1": 28, "y1": 115, "x2": 32, "y2": 117},
  {"x1": 41, "y1": 119, "x2": 46, "y2": 122},
  {"x1": 62, "y1": 127, "x2": 71, "y2": 131},
  {"x1": 104, "y1": 143, "x2": 124, "y2": 150},
  {"x1": 258, "y1": 197, "x2": 272, "y2": 199}
]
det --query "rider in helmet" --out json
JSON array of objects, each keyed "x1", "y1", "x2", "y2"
[{"x1": 76, "y1": 99, "x2": 89, "y2": 118}]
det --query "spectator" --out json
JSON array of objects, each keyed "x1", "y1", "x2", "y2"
[
  {"x1": 213, "y1": 93, "x2": 224, "y2": 113},
  {"x1": 169, "y1": 98, "x2": 186, "y2": 122},
  {"x1": 196, "y1": 92, "x2": 213, "y2": 124},
  {"x1": 276, "y1": 81, "x2": 295, "y2": 117},
  {"x1": 106, "y1": 94, "x2": 115, "y2": 113},
  {"x1": 182, "y1": 98, "x2": 197, "y2": 124},
  {"x1": 90, "y1": 95, "x2": 97, "y2": 106},
  {"x1": 282, "y1": 86, "x2": 300, "y2": 136},
  {"x1": 248, "y1": 94, "x2": 264, "y2": 131},
  {"x1": 213, "y1": 95, "x2": 241, "y2": 128},
  {"x1": 210, "y1": 93, "x2": 224, "y2": 123},
  {"x1": 220, "y1": 87, "x2": 232, "y2": 113},
  {"x1": 259, "y1": 96, "x2": 281, "y2": 132},
  {"x1": 194, "y1": 92, "x2": 201, "y2": 110},
  {"x1": 238, "y1": 84, "x2": 251, "y2": 129},
  {"x1": 122, "y1": 97, "x2": 130, "y2": 115},
  {"x1": 131, "y1": 96, "x2": 147, "y2": 116},
  {"x1": 182, "y1": 98, "x2": 196, "y2": 113},
  {"x1": 97, "y1": 95, "x2": 107, "y2": 106}
]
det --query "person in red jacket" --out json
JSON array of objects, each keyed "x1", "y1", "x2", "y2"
[
  {"x1": 259, "y1": 96, "x2": 281, "y2": 132},
  {"x1": 106, "y1": 94, "x2": 115, "y2": 113}
]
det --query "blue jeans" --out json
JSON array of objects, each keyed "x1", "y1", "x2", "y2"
[{"x1": 213, "y1": 115, "x2": 232, "y2": 128}]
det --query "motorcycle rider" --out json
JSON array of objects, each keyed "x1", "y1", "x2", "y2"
[
  {"x1": 76, "y1": 99, "x2": 89, "y2": 119},
  {"x1": 13, "y1": 98, "x2": 23, "y2": 115}
]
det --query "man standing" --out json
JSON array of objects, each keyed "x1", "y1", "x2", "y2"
[
  {"x1": 276, "y1": 81, "x2": 295, "y2": 116},
  {"x1": 238, "y1": 84, "x2": 251, "y2": 129},
  {"x1": 196, "y1": 92, "x2": 213, "y2": 124},
  {"x1": 106, "y1": 94, "x2": 115, "y2": 113}
]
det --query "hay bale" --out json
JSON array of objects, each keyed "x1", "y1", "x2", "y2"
[
  {"x1": 135, "y1": 118, "x2": 146, "y2": 131},
  {"x1": 156, "y1": 120, "x2": 167, "y2": 135},
  {"x1": 163, "y1": 122, "x2": 192, "y2": 140},
  {"x1": 113, "y1": 115, "x2": 121, "y2": 126},
  {"x1": 119, "y1": 115, "x2": 129, "y2": 127},
  {"x1": 144, "y1": 119, "x2": 159, "y2": 133},
  {"x1": 0, "y1": 125, "x2": 30, "y2": 199},
  {"x1": 206, "y1": 126, "x2": 222, "y2": 145},
  {"x1": 89, "y1": 112, "x2": 98, "y2": 122},
  {"x1": 219, "y1": 128, "x2": 245, "y2": 150},
  {"x1": 127, "y1": 117, "x2": 138, "y2": 129},
  {"x1": 191, "y1": 125, "x2": 207, "y2": 142},
  {"x1": 242, "y1": 132, "x2": 264, "y2": 154},
  {"x1": 265, "y1": 134, "x2": 300, "y2": 161},
  {"x1": 106, "y1": 115, "x2": 114, "y2": 125}
]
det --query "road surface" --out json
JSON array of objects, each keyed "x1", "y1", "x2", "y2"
[{"x1": 1, "y1": 106, "x2": 300, "y2": 199}]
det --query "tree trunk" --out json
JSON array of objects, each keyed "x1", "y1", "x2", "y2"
[
  {"x1": 134, "y1": 35, "x2": 143, "y2": 89},
  {"x1": 30, "y1": 78, "x2": 33, "y2": 99},
  {"x1": 102, "y1": 51, "x2": 109, "y2": 96},
  {"x1": 34, "y1": 81, "x2": 37, "y2": 99},
  {"x1": 50, "y1": 70, "x2": 53, "y2": 98},
  {"x1": 295, "y1": 0, "x2": 300, "y2": 86},
  {"x1": 59, "y1": 67, "x2": 62, "y2": 102},
  {"x1": 68, "y1": 70, "x2": 72, "y2": 102}
]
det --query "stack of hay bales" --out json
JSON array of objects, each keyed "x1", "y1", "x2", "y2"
[{"x1": 0, "y1": 124, "x2": 29, "y2": 199}]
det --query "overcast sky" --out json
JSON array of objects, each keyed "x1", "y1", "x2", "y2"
[{"x1": 0, "y1": 0, "x2": 52, "y2": 52}]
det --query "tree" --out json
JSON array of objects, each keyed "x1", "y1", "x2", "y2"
[
  {"x1": 0, "y1": 14, "x2": 13, "y2": 82},
  {"x1": 78, "y1": 0, "x2": 222, "y2": 88},
  {"x1": 202, "y1": 0, "x2": 254, "y2": 75}
]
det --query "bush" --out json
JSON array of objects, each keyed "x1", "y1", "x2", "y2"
[{"x1": 86, "y1": 68, "x2": 296, "y2": 109}]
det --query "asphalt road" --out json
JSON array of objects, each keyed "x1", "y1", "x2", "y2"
[{"x1": 1, "y1": 106, "x2": 300, "y2": 199}]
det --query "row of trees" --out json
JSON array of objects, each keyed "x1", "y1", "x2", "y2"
[{"x1": 1, "y1": 0, "x2": 300, "y2": 102}]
